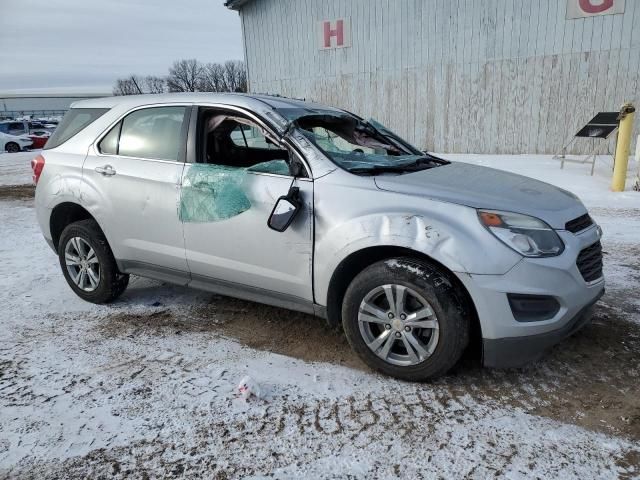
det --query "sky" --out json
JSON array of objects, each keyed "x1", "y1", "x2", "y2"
[{"x1": 0, "y1": 0, "x2": 243, "y2": 94}]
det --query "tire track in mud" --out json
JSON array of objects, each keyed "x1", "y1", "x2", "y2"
[
  {"x1": 85, "y1": 276, "x2": 640, "y2": 442},
  {"x1": 4, "y1": 304, "x2": 640, "y2": 479},
  {"x1": 11, "y1": 386, "x2": 639, "y2": 479}
]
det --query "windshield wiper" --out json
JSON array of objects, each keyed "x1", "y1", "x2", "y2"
[
  {"x1": 348, "y1": 157, "x2": 447, "y2": 176},
  {"x1": 415, "y1": 153, "x2": 450, "y2": 165},
  {"x1": 399, "y1": 156, "x2": 449, "y2": 169},
  {"x1": 348, "y1": 165, "x2": 418, "y2": 175}
]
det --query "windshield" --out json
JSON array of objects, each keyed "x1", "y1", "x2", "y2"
[{"x1": 280, "y1": 109, "x2": 447, "y2": 175}]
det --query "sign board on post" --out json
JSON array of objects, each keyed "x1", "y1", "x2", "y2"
[
  {"x1": 567, "y1": 0, "x2": 625, "y2": 19},
  {"x1": 318, "y1": 18, "x2": 351, "y2": 50}
]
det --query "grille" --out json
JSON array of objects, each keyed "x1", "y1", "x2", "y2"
[
  {"x1": 565, "y1": 214, "x2": 593, "y2": 233},
  {"x1": 576, "y1": 241, "x2": 603, "y2": 283}
]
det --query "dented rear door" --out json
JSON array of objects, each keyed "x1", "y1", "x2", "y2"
[{"x1": 82, "y1": 105, "x2": 191, "y2": 276}]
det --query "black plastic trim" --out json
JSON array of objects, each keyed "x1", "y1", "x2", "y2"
[
  {"x1": 507, "y1": 293, "x2": 560, "y2": 322},
  {"x1": 483, "y1": 288, "x2": 604, "y2": 368}
]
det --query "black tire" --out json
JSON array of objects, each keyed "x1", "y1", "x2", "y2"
[
  {"x1": 5, "y1": 142, "x2": 20, "y2": 153},
  {"x1": 58, "y1": 219, "x2": 129, "y2": 303},
  {"x1": 342, "y1": 257, "x2": 469, "y2": 381}
]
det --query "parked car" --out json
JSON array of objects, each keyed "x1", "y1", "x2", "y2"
[
  {"x1": 32, "y1": 93, "x2": 604, "y2": 380},
  {"x1": 28, "y1": 130, "x2": 51, "y2": 149},
  {"x1": 1, "y1": 131, "x2": 33, "y2": 152},
  {"x1": 0, "y1": 120, "x2": 29, "y2": 137}
]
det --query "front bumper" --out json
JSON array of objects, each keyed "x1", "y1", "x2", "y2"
[
  {"x1": 454, "y1": 224, "x2": 605, "y2": 368},
  {"x1": 482, "y1": 288, "x2": 603, "y2": 367}
]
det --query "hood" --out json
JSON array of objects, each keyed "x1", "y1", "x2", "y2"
[{"x1": 374, "y1": 162, "x2": 587, "y2": 229}]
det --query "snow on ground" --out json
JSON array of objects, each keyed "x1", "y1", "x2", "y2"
[
  {"x1": 0, "y1": 152, "x2": 639, "y2": 478},
  {"x1": 0, "y1": 151, "x2": 40, "y2": 186}
]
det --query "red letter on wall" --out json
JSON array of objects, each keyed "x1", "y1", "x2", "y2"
[
  {"x1": 323, "y1": 19, "x2": 344, "y2": 48},
  {"x1": 579, "y1": 0, "x2": 614, "y2": 14}
]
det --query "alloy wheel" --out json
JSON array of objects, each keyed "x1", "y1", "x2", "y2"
[
  {"x1": 5, "y1": 142, "x2": 19, "y2": 153},
  {"x1": 358, "y1": 284, "x2": 440, "y2": 366},
  {"x1": 64, "y1": 237, "x2": 100, "y2": 292}
]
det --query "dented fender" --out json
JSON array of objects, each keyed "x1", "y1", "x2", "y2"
[
  {"x1": 34, "y1": 150, "x2": 88, "y2": 244},
  {"x1": 312, "y1": 170, "x2": 522, "y2": 306}
]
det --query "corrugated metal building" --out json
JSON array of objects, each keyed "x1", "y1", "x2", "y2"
[{"x1": 227, "y1": 0, "x2": 639, "y2": 154}]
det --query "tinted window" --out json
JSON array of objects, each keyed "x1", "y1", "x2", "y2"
[
  {"x1": 8, "y1": 122, "x2": 25, "y2": 133},
  {"x1": 45, "y1": 108, "x2": 109, "y2": 149},
  {"x1": 118, "y1": 107, "x2": 186, "y2": 161},
  {"x1": 98, "y1": 121, "x2": 121, "y2": 155}
]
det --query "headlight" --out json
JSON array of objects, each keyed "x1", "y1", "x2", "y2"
[{"x1": 478, "y1": 209, "x2": 564, "y2": 257}]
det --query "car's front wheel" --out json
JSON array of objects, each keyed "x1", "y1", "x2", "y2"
[
  {"x1": 5, "y1": 142, "x2": 20, "y2": 153},
  {"x1": 342, "y1": 257, "x2": 469, "y2": 381},
  {"x1": 58, "y1": 219, "x2": 129, "y2": 303}
]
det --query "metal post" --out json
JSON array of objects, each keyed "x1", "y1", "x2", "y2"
[
  {"x1": 634, "y1": 134, "x2": 640, "y2": 191},
  {"x1": 611, "y1": 103, "x2": 635, "y2": 192}
]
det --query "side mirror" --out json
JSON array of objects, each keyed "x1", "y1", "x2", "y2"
[{"x1": 268, "y1": 187, "x2": 301, "y2": 232}]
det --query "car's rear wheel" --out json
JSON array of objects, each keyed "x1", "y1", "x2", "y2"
[
  {"x1": 58, "y1": 219, "x2": 129, "y2": 303},
  {"x1": 5, "y1": 142, "x2": 20, "y2": 153},
  {"x1": 342, "y1": 257, "x2": 469, "y2": 381}
]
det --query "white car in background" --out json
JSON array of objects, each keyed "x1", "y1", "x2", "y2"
[{"x1": 1, "y1": 132, "x2": 33, "y2": 153}]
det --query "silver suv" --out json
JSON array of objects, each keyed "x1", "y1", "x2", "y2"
[{"x1": 33, "y1": 93, "x2": 604, "y2": 380}]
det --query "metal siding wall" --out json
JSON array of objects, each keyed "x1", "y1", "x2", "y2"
[{"x1": 240, "y1": 0, "x2": 640, "y2": 154}]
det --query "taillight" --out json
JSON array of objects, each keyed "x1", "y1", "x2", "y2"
[{"x1": 31, "y1": 154, "x2": 45, "y2": 185}]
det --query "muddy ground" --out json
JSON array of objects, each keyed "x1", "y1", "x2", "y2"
[
  {"x1": 99, "y1": 286, "x2": 640, "y2": 441},
  {"x1": 0, "y1": 185, "x2": 35, "y2": 201}
]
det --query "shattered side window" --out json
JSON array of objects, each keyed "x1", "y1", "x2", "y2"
[
  {"x1": 179, "y1": 112, "x2": 305, "y2": 223},
  {"x1": 179, "y1": 160, "x2": 294, "y2": 223},
  {"x1": 179, "y1": 164, "x2": 251, "y2": 223}
]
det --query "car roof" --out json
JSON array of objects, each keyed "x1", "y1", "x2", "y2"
[{"x1": 70, "y1": 92, "x2": 344, "y2": 115}]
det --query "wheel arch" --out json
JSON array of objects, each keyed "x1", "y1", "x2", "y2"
[
  {"x1": 325, "y1": 246, "x2": 481, "y2": 350},
  {"x1": 49, "y1": 202, "x2": 105, "y2": 250}
]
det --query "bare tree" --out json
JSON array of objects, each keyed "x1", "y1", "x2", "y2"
[
  {"x1": 113, "y1": 59, "x2": 246, "y2": 95},
  {"x1": 113, "y1": 75, "x2": 166, "y2": 95},
  {"x1": 199, "y1": 62, "x2": 226, "y2": 92},
  {"x1": 222, "y1": 60, "x2": 247, "y2": 92},
  {"x1": 144, "y1": 75, "x2": 167, "y2": 94},
  {"x1": 113, "y1": 75, "x2": 144, "y2": 95},
  {"x1": 167, "y1": 59, "x2": 204, "y2": 92},
  {"x1": 198, "y1": 60, "x2": 247, "y2": 93}
]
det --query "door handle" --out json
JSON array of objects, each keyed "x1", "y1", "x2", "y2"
[{"x1": 95, "y1": 165, "x2": 116, "y2": 176}]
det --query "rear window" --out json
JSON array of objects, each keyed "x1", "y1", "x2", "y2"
[{"x1": 44, "y1": 108, "x2": 109, "y2": 149}]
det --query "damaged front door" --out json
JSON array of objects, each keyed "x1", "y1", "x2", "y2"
[{"x1": 180, "y1": 109, "x2": 314, "y2": 306}]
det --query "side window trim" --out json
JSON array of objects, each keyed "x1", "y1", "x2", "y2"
[
  {"x1": 177, "y1": 106, "x2": 191, "y2": 164},
  {"x1": 94, "y1": 104, "x2": 192, "y2": 164},
  {"x1": 114, "y1": 121, "x2": 123, "y2": 155},
  {"x1": 98, "y1": 120, "x2": 122, "y2": 156}
]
